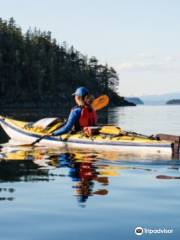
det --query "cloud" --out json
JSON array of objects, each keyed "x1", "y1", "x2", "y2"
[
  {"x1": 117, "y1": 55, "x2": 180, "y2": 72},
  {"x1": 137, "y1": 53, "x2": 155, "y2": 59},
  {"x1": 164, "y1": 56, "x2": 177, "y2": 62},
  {"x1": 118, "y1": 62, "x2": 165, "y2": 71}
]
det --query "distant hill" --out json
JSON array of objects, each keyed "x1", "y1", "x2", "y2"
[
  {"x1": 125, "y1": 97, "x2": 144, "y2": 105},
  {"x1": 140, "y1": 92, "x2": 180, "y2": 105},
  {"x1": 166, "y1": 99, "x2": 180, "y2": 105}
]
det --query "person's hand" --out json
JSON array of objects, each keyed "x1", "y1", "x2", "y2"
[{"x1": 46, "y1": 133, "x2": 53, "y2": 137}]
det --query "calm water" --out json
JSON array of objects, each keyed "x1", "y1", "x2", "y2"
[
  {"x1": 0, "y1": 106, "x2": 180, "y2": 240},
  {"x1": 108, "y1": 105, "x2": 180, "y2": 135}
]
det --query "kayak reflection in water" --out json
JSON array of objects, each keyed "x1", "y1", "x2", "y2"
[
  {"x1": 50, "y1": 152, "x2": 109, "y2": 207},
  {"x1": 0, "y1": 148, "x2": 50, "y2": 182},
  {"x1": 51, "y1": 87, "x2": 97, "y2": 136},
  {"x1": 0, "y1": 146, "x2": 113, "y2": 205}
]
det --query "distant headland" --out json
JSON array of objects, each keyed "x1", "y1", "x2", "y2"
[
  {"x1": 140, "y1": 92, "x2": 180, "y2": 105},
  {"x1": 125, "y1": 97, "x2": 144, "y2": 105},
  {"x1": 166, "y1": 99, "x2": 180, "y2": 105}
]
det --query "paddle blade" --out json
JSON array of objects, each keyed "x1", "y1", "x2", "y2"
[{"x1": 92, "y1": 95, "x2": 109, "y2": 111}]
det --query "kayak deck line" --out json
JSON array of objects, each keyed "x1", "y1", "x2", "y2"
[{"x1": 0, "y1": 116, "x2": 179, "y2": 157}]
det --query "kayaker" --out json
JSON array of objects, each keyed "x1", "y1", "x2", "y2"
[{"x1": 52, "y1": 87, "x2": 97, "y2": 136}]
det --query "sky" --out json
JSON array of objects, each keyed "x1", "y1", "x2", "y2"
[{"x1": 0, "y1": 0, "x2": 180, "y2": 96}]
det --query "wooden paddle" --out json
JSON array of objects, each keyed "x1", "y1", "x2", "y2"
[{"x1": 20, "y1": 95, "x2": 110, "y2": 147}]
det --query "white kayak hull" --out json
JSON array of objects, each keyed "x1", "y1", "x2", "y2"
[{"x1": 0, "y1": 117, "x2": 173, "y2": 155}]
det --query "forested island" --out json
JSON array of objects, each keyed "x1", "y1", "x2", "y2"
[
  {"x1": 125, "y1": 97, "x2": 144, "y2": 105},
  {"x1": 166, "y1": 99, "x2": 180, "y2": 105},
  {"x1": 0, "y1": 18, "x2": 133, "y2": 109}
]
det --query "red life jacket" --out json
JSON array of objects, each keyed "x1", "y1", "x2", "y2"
[{"x1": 79, "y1": 106, "x2": 97, "y2": 128}]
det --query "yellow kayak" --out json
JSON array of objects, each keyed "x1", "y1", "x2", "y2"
[{"x1": 0, "y1": 116, "x2": 175, "y2": 155}]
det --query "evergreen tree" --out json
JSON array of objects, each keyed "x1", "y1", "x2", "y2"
[{"x1": 0, "y1": 18, "x2": 129, "y2": 107}]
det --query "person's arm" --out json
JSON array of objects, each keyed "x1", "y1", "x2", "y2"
[{"x1": 52, "y1": 108, "x2": 81, "y2": 136}]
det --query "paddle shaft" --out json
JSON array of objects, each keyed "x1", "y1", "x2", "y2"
[{"x1": 31, "y1": 134, "x2": 49, "y2": 146}]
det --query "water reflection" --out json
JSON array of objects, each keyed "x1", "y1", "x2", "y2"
[
  {"x1": 49, "y1": 152, "x2": 110, "y2": 206},
  {"x1": 156, "y1": 175, "x2": 180, "y2": 179},
  {"x1": 0, "y1": 146, "x2": 114, "y2": 205},
  {"x1": 0, "y1": 145, "x2": 180, "y2": 205},
  {"x1": 0, "y1": 188, "x2": 15, "y2": 201}
]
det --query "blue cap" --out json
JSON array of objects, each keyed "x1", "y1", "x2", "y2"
[{"x1": 72, "y1": 87, "x2": 89, "y2": 97}]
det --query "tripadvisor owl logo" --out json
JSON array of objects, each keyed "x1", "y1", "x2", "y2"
[{"x1": 135, "y1": 227, "x2": 144, "y2": 236}]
